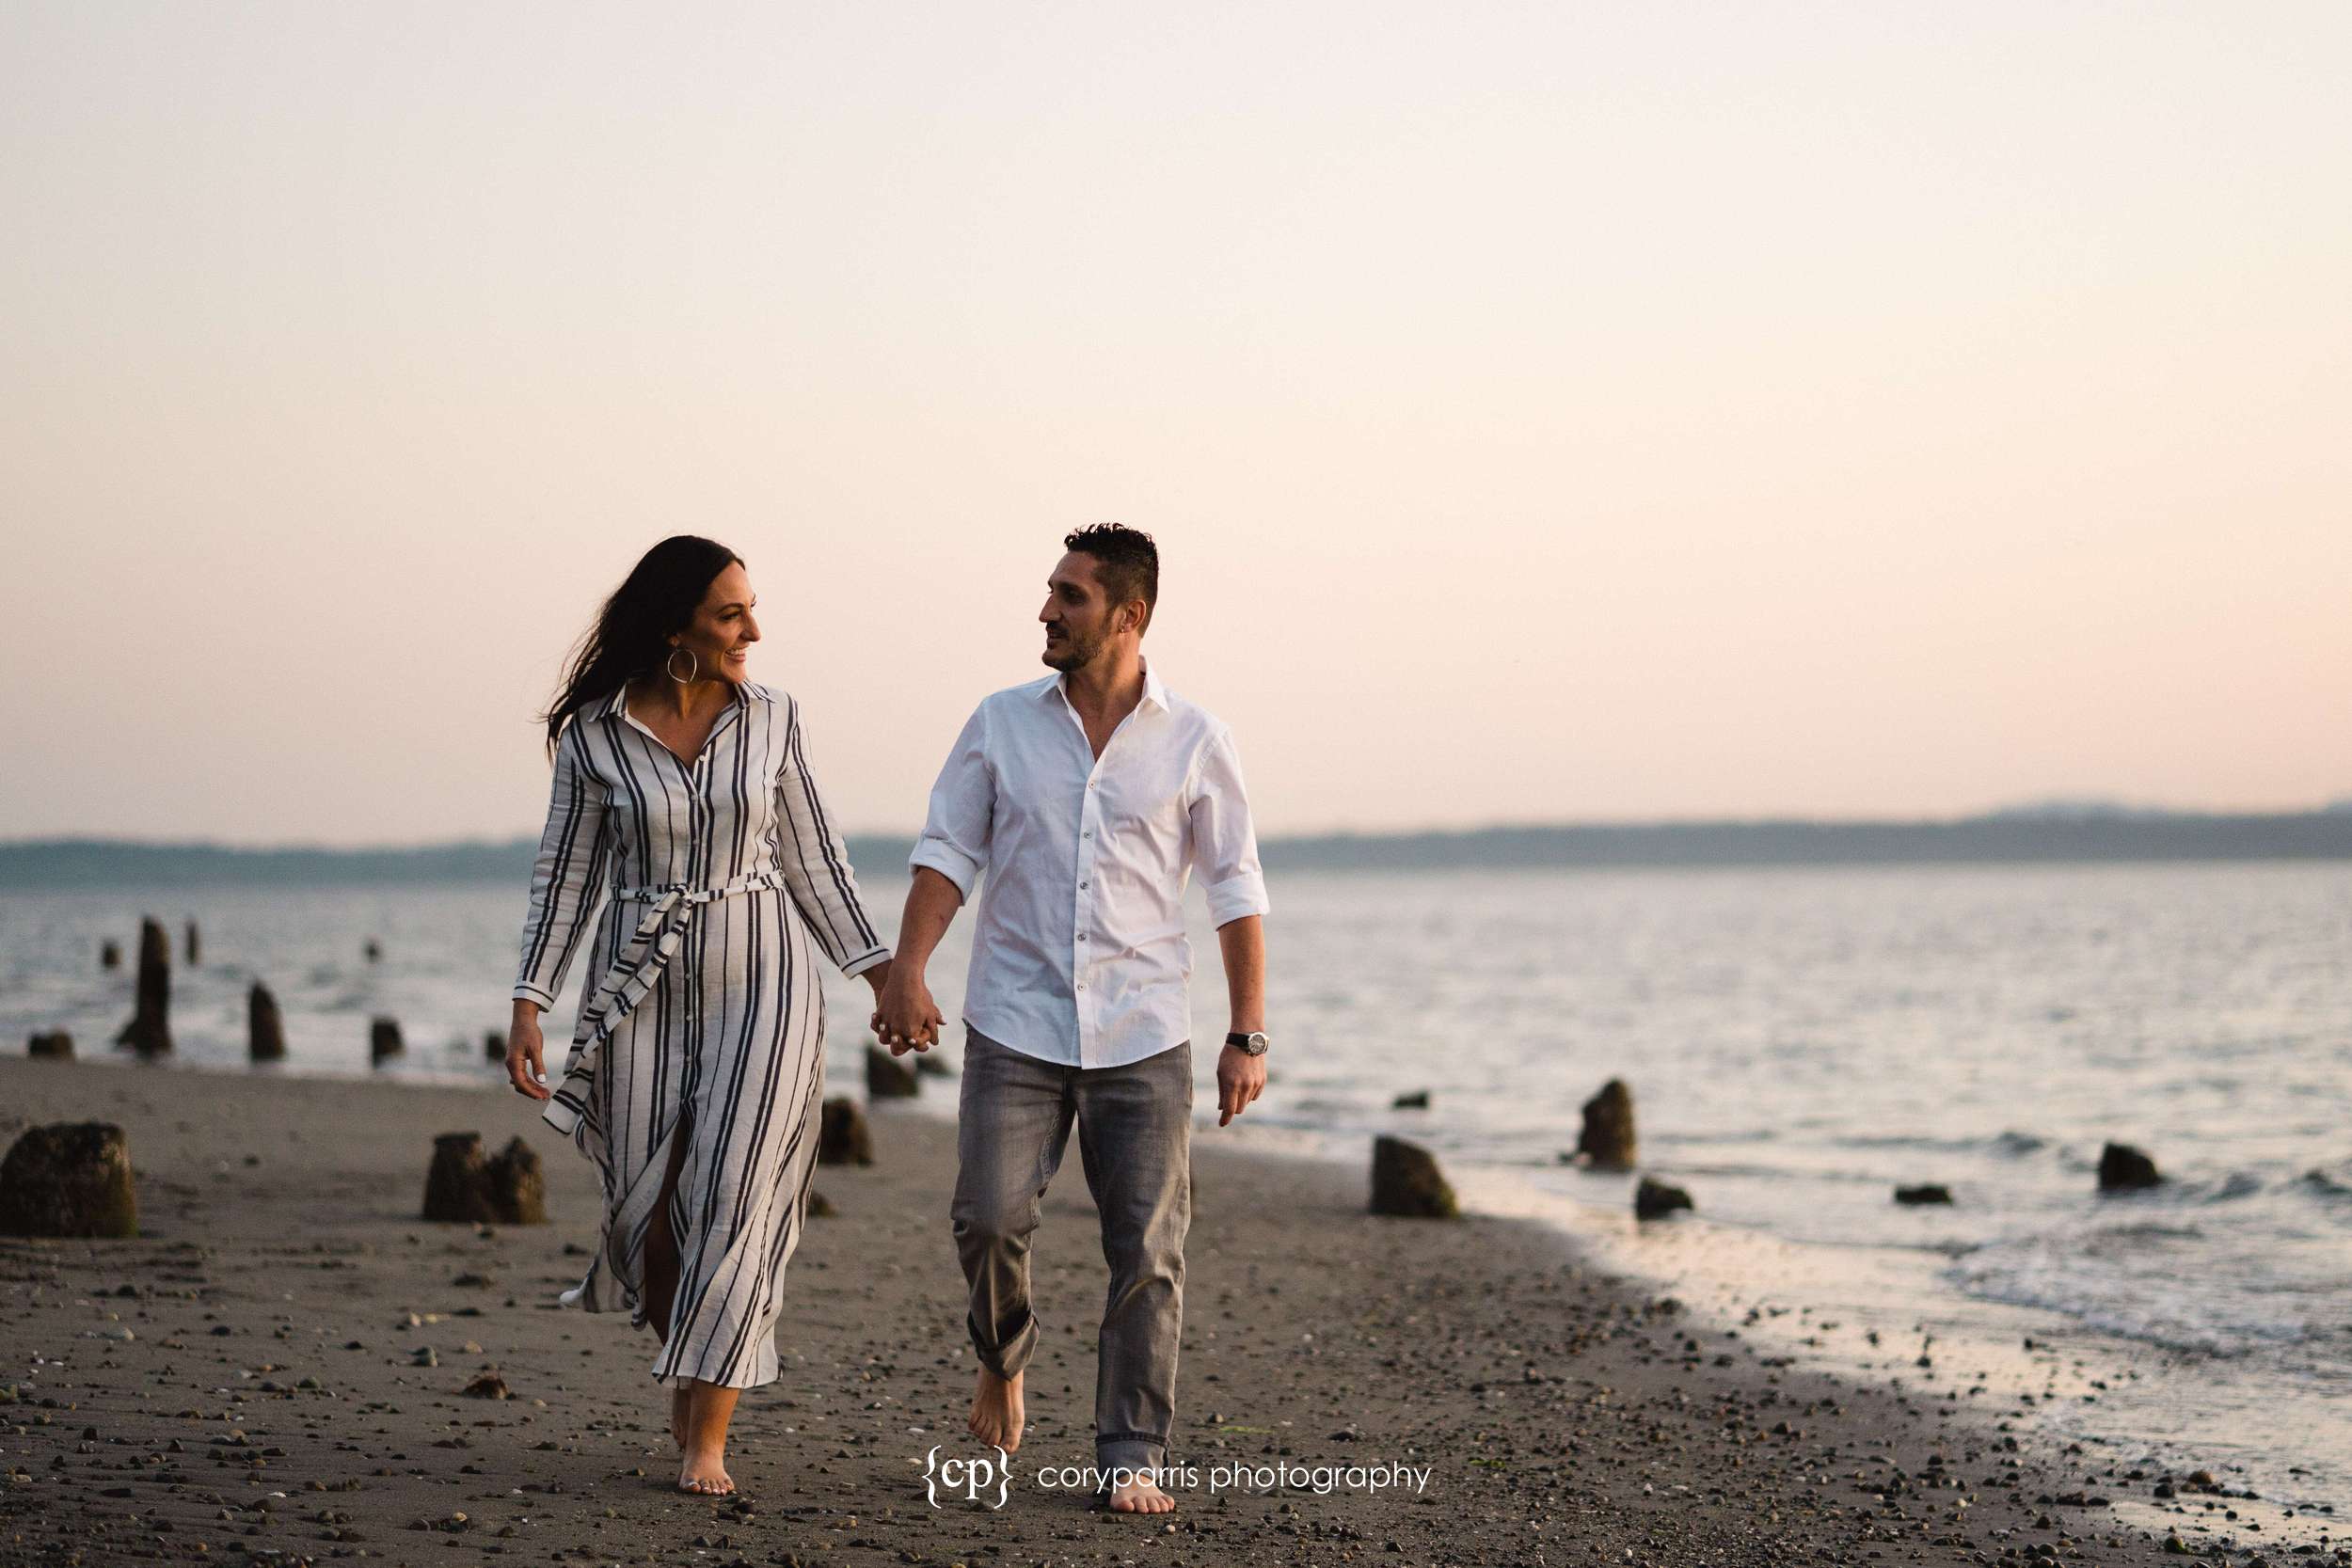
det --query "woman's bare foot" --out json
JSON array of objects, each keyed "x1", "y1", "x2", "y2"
[
  {"x1": 674, "y1": 1379, "x2": 742, "y2": 1496},
  {"x1": 968, "y1": 1367, "x2": 1025, "y2": 1451},
  {"x1": 677, "y1": 1447, "x2": 734, "y2": 1496},
  {"x1": 1108, "y1": 1473, "x2": 1176, "y2": 1513}
]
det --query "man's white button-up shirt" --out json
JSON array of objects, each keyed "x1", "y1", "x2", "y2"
[{"x1": 910, "y1": 664, "x2": 1269, "y2": 1069}]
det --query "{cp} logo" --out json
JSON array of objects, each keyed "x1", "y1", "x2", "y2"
[{"x1": 924, "y1": 1445, "x2": 1013, "y2": 1509}]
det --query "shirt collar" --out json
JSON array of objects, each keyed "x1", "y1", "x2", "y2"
[{"x1": 1045, "y1": 659, "x2": 1168, "y2": 713}]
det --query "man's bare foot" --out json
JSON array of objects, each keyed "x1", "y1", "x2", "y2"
[
  {"x1": 1108, "y1": 1473, "x2": 1176, "y2": 1514},
  {"x1": 677, "y1": 1446, "x2": 734, "y2": 1496},
  {"x1": 968, "y1": 1368, "x2": 1025, "y2": 1451},
  {"x1": 671, "y1": 1386, "x2": 690, "y2": 1451}
]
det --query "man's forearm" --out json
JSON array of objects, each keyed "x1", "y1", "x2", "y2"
[
  {"x1": 894, "y1": 866, "x2": 966, "y2": 974},
  {"x1": 1216, "y1": 914, "x2": 1265, "y2": 1034}
]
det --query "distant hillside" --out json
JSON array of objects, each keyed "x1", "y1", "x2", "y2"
[
  {"x1": 1261, "y1": 813, "x2": 2352, "y2": 871},
  {"x1": 4, "y1": 812, "x2": 2350, "y2": 888}
]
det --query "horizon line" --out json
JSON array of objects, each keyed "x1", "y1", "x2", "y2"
[{"x1": 8, "y1": 798, "x2": 2352, "y2": 859}]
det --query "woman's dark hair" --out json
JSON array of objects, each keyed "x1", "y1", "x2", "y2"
[{"x1": 543, "y1": 535, "x2": 743, "y2": 753}]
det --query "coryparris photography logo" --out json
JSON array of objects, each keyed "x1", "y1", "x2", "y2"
[{"x1": 923, "y1": 1444, "x2": 1013, "y2": 1509}]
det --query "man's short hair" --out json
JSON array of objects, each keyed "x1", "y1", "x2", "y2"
[{"x1": 1063, "y1": 524, "x2": 1158, "y2": 632}]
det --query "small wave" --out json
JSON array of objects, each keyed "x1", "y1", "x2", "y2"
[
  {"x1": 2194, "y1": 1171, "x2": 2266, "y2": 1204},
  {"x1": 1825, "y1": 1132, "x2": 1984, "y2": 1153},
  {"x1": 1646, "y1": 1128, "x2": 1782, "y2": 1147},
  {"x1": 2084, "y1": 1221, "x2": 2206, "y2": 1244},
  {"x1": 2297, "y1": 1168, "x2": 2352, "y2": 1201},
  {"x1": 1992, "y1": 1131, "x2": 2047, "y2": 1157}
]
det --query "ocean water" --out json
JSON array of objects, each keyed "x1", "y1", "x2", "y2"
[{"x1": 4, "y1": 863, "x2": 2347, "y2": 1509}]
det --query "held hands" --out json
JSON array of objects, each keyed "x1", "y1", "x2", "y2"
[
  {"x1": 1215, "y1": 1042, "x2": 1267, "y2": 1127},
  {"x1": 506, "y1": 1003, "x2": 551, "y2": 1101},
  {"x1": 871, "y1": 960, "x2": 943, "y2": 1055}
]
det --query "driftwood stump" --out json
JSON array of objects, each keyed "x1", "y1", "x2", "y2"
[
  {"x1": 1635, "y1": 1177, "x2": 1693, "y2": 1220},
  {"x1": 0, "y1": 1123, "x2": 137, "y2": 1238},
  {"x1": 248, "y1": 983, "x2": 286, "y2": 1062},
  {"x1": 369, "y1": 1018, "x2": 404, "y2": 1064},
  {"x1": 1576, "y1": 1079, "x2": 1637, "y2": 1170},
  {"x1": 2098, "y1": 1142, "x2": 2162, "y2": 1193},
  {"x1": 818, "y1": 1098, "x2": 874, "y2": 1165},
  {"x1": 114, "y1": 918, "x2": 171, "y2": 1054},
  {"x1": 487, "y1": 1138, "x2": 547, "y2": 1225},
  {"x1": 866, "y1": 1044, "x2": 919, "y2": 1099},
  {"x1": 421, "y1": 1133, "x2": 547, "y2": 1225},
  {"x1": 1370, "y1": 1135, "x2": 1458, "y2": 1219}
]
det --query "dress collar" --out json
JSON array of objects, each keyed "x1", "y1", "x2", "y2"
[{"x1": 600, "y1": 676, "x2": 751, "y2": 722}]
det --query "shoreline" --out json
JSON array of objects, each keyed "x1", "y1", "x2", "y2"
[{"x1": 1, "y1": 1057, "x2": 2309, "y2": 1566}]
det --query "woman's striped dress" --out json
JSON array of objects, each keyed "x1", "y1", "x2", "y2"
[{"x1": 514, "y1": 680, "x2": 889, "y2": 1389}]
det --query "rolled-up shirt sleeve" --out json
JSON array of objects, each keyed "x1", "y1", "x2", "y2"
[
  {"x1": 514, "y1": 722, "x2": 613, "y2": 1008},
  {"x1": 1187, "y1": 727, "x2": 1269, "y2": 927},
  {"x1": 909, "y1": 702, "x2": 993, "y2": 900}
]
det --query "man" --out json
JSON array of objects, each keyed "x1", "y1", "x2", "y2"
[{"x1": 873, "y1": 524, "x2": 1270, "y2": 1516}]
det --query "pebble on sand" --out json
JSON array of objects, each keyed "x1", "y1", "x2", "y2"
[
  {"x1": 1894, "y1": 1183, "x2": 1954, "y2": 1206},
  {"x1": 1391, "y1": 1089, "x2": 1431, "y2": 1109},
  {"x1": 0, "y1": 1122, "x2": 138, "y2": 1238},
  {"x1": 1369, "y1": 1134, "x2": 1458, "y2": 1219},
  {"x1": 26, "y1": 1031, "x2": 73, "y2": 1061}
]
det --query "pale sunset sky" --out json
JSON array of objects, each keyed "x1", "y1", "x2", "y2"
[{"x1": 2, "y1": 2, "x2": 2345, "y2": 845}]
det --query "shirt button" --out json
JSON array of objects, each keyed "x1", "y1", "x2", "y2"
[
  {"x1": 1076, "y1": 982, "x2": 1087, "y2": 991},
  {"x1": 1084, "y1": 831, "x2": 1093, "y2": 839},
  {"x1": 1079, "y1": 881, "x2": 1089, "y2": 890}
]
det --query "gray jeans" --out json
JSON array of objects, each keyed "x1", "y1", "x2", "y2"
[{"x1": 951, "y1": 1026, "x2": 1191, "y2": 1476}]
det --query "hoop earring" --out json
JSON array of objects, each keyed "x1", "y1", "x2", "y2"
[{"x1": 665, "y1": 646, "x2": 700, "y2": 684}]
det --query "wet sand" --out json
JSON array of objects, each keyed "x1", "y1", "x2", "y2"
[{"x1": 0, "y1": 1055, "x2": 2314, "y2": 1567}]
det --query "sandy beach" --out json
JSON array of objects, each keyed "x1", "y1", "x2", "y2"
[{"x1": 0, "y1": 1054, "x2": 2317, "y2": 1568}]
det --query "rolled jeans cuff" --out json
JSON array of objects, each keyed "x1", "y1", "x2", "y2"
[
  {"x1": 1096, "y1": 1435, "x2": 1168, "y2": 1480},
  {"x1": 968, "y1": 1307, "x2": 1039, "y2": 1382}
]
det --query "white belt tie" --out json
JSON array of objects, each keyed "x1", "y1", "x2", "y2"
[{"x1": 541, "y1": 867, "x2": 790, "y2": 1137}]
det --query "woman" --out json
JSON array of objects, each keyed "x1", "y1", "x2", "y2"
[{"x1": 506, "y1": 535, "x2": 891, "y2": 1497}]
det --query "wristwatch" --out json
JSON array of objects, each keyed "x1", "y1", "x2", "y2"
[{"x1": 1225, "y1": 1031, "x2": 1270, "y2": 1056}]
